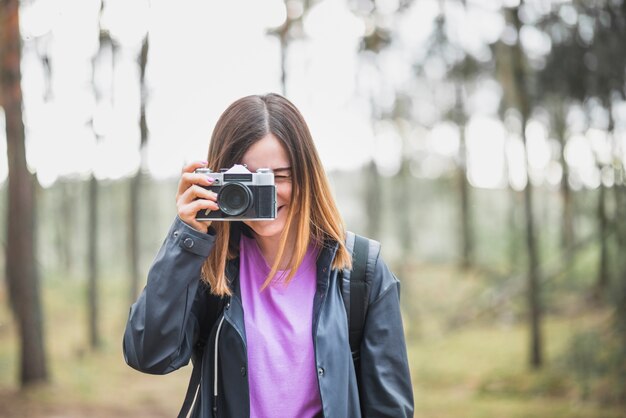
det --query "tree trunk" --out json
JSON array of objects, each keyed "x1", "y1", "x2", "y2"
[
  {"x1": 508, "y1": 4, "x2": 543, "y2": 369},
  {"x1": 87, "y1": 174, "x2": 100, "y2": 349},
  {"x1": 395, "y1": 156, "x2": 412, "y2": 259},
  {"x1": 279, "y1": 29, "x2": 287, "y2": 96},
  {"x1": 504, "y1": 135, "x2": 520, "y2": 273},
  {"x1": 596, "y1": 181, "x2": 609, "y2": 293},
  {"x1": 610, "y1": 96, "x2": 626, "y2": 403},
  {"x1": 554, "y1": 102, "x2": 574, "y2": 264},
  {"x1": 595, "y1": 99, "x2": 614, "y2": 295},
  {"x1": 522, "y1": 132, "x2": 542, "y2": 368},
  {"x1": 456, "y1": 83, "x2": 472, "y2": 270},
  {"x1": 365, "y1": 160, "x2": 381, "y2": 240},
  {"x1": 1, "y1": 0, "x2": 49, "y2": 385},
  {"x1": 129, "y1": 173, "x2": 140, "y2": 302},
  {"x1": 54, "y1": 180, "x2": 74, "y2": 276},
  {"x1": 521, "y1": 116, "x2": 543, "y2": 369},
  {"x1": 86, "y1": 1, "x2": 109, "y2": 349},
  {"x1": 129, "y1": 35, "x2": 149, "y2": 303},
  {"x1": 613, "y1": 180, "x2": 626, "y2": 403}
]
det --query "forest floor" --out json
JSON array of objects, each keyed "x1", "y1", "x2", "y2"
[{"x1": 0, "y1": 266, "x2": 624, "y2": 418}]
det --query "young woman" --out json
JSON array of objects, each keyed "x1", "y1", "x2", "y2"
[{"x1": 123, "y1": 93, "x2": 413, "y2": 418}]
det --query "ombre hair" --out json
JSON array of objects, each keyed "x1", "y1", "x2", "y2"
[{"x1": 202, "y1": 93, "x2": 351, "y2": 296}]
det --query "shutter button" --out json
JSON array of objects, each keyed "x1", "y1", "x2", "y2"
[{"x1": 183, "y1": 237, "x2": 194, "y2": 248}]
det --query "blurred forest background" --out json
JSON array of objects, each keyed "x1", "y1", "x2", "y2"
[{"x1": 1, "y1": 0, "x2": 626, "y2": 417}]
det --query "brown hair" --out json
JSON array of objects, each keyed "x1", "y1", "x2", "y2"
[{"x1": 202, "y1": 93, "x2": 351, "y2": 295}]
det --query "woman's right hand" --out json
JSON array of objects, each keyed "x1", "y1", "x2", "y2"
[{"x1": 176, "y1": 161, "x2": 219, "y2": 233}]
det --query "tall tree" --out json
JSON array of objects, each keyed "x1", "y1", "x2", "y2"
[
  {"x1": 614, "y1": 168, "x2": 626, "y2": 403},
  {"x1": 536, "y1": 6, "x2": 587, "y2": 274},
  {"x1": 498, "y1": 4, "x2": 544, "y2": 368},
  {"x1": 356, "y1": 28, "x2": 391, "y2": 243},
  {"x1": 1, "y1": 0, "x2": 48, "y2": 385},
  {"x1": 129, "y1": 34, "x2": 149, "y2": 303},
  {"x1": 87, "y1": 173, "x2": 99, "y2": 349},
  {"x1": 539, "y1": 0, "x2": 626, "y2": 297},
  {"x1": 424, "y1": 0, "x2": 489, "y2": 270},
  {"x1": 352, "y1": 0, "x2": 412, "y2": 247},
  {"x1": 364, "y1": 159, "x2": 381, "y2": 240},
  {"x1": 87, "y1": 1, "x2": 113, "y2": 350},
  {"x1": 584, "y1": 2, "x2": 626, "y2": 295},
  {"x1": 267, "y1": 0, "x2": 314, "y2": 96}
]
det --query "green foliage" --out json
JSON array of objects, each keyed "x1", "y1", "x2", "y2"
[
  {"x1": 562, "y1": 327, "x2": 626, "y2": 404},
  {"x1": 478, "y1": 368, "x2": 573, "y2": 399},
  {"x1": 475, "y1": 318, "x2": 626, "y2": 407},
  {"x1": 408, "y1": 311, "x2": 624, "y2": 418}
]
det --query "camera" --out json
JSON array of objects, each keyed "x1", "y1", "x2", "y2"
[{"x1": 194, "y1": 164, "x2": 276, "y2": 221}]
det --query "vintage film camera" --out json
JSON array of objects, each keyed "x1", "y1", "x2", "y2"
[{"x1": 194, "y1": 164, "x2": 276, "y2": 220}]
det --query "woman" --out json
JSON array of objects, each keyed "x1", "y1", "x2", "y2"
[{"x1": 123, "y1": 93, "x2": 413, "y2": 418}]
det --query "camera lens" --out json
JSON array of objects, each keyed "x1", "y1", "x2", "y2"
[{"x1": 217, "y1": 182, "x2": 252, "y2": 216}]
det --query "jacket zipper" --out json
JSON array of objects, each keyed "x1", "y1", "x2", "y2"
[
  {"x1": 313, "y1": 283, "x2": 329, "y2": 417},
  {"x1": 212, "y1": 308, "x2": 227, "y2": 418}
]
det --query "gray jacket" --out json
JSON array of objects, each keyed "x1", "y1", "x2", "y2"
[{"x1": 123, "y1": 217, "x2": 414, "y2": 417}]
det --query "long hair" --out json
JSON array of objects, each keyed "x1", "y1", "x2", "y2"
[{"x1": 202, "y1": 93, "x2": 351, "y2": 296}]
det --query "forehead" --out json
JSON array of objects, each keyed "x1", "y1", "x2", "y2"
[{"x1": 241, "y1": 134, "x2": 290, "y2": 171}]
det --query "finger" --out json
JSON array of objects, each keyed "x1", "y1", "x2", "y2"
[
  {"x1": 178, "y1": 184, "x2": 218, "y2": 206},
  {"x1": 179, "y1": 199, "x2": 220, "y2": 219},
  {"x1": 181, "y1": 160, "x2": 208, "y2": 175},
  {"x1": 177, "y1": 171, "x2": 215, "y2": 198},
  {"x1": 179, "y1": 216, "x2": 212, "y2": 234}
]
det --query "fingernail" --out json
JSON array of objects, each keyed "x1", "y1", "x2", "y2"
[
  {"x1": 207, "y1": 176, "x2": 215, "y2": 182},
  {"x1": 201, "y1": 160, "x2": 208, "y2": 165}
]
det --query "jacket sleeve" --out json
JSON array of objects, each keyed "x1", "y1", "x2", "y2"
[
  {"x1": 358, "y1": 254, "x2": 414, "y2": 417},
  {"x1": 123, "y1": 216, "x2": 216, "y2": 375}
]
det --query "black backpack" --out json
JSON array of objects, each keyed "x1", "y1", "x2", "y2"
[
  {"x1": 178, "y1": 232, "x2": 378, "y2": 418},
  {"x1": 341, "y1": 231, "x2": 380, "y2": 369}
]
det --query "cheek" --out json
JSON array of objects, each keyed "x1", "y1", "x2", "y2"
[{"x1": 276, "y1": 183, "x2": 292, "y2": 204}]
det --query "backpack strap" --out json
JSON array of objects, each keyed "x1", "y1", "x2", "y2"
[
  {"x1": 348, "y1": 233, "x2": 370, "y2": 362},
  {"x1": 178, "y1": 290, "x2": 225, "y2": 418},
  {"x1": 342, "y1": 232, "x2": 380, "y2": 367},
  {"x1": 178, "y1": 359, "x2": 202, "y2": 418}
]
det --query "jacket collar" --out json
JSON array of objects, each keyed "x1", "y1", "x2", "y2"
[
  {"x1": 225, "y1": 234, "x2": 340, "y2": 295},
  {"x1": 315, "y1": 238, "x2": 339, "y2": 296}
]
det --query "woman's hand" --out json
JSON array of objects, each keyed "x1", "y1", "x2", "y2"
[{"x1": 176, "y1": 161, "x2": 219, "y2": 233}]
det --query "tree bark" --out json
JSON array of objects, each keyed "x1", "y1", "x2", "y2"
[
  {"x1": 86, "y1": 1, "x2": 110, "y2": 349},
  {"x1": 1, "y1": 0, "x2": 49, "y2": 385},
  {"x1": 595, "y1": 99, "x2": 614, "y2": 295},
  {"x1": 87, "y1": 174, "x2": 100, "y2": 349},
  {"x1": 456, "y1": 83, "x2": 472, "y2": 270},
  {"x1": 554, "y1": 102, "x2": 574, "y2": 264},
  {"x1": 614, "y1": 181, "x2": 626, "y2": 403},
  {"x1": 395, "y1": 155, "x2": 412, "y2": 259},
  {"x1": 508, "y1": 4, "x2": 543, "y2": 369},
  {"x1": 365, "y1": 160, "x2": 381, "y2": 240},
  {"x1": 53, "y1": 180, "x2": 74, "y2": 276},
  {"x1": 596, "y1": 180, "x2": 609, "y2": 293},
  {"x1": 129, "y1": 35, "x2": 149, "y2": 303}
]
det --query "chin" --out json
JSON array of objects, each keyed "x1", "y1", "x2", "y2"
[
  {"x1": 244, "y1": 206, "x2": 288, "y2": 238},
  {"x1": 247, "y1": 222, "x2": 285, "y2": 239}
]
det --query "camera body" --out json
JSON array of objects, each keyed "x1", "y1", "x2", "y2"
[{"x1": 194, "y1": 164, "x2": 276, "y2": 221}]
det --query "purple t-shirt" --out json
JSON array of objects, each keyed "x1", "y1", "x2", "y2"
[{"x1": 239, "y1": 235, "x2": 322, "y2": 418}]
